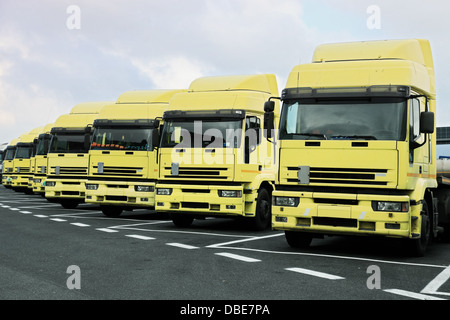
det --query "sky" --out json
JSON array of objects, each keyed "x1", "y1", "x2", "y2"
[{"x1": 1, "y1": 0, "x2": 450, "y2": 151}]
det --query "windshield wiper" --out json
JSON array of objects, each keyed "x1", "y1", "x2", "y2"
[
  {"x1": 295, "y1": 132, "x2": 327, "y2": 140},
  {"x1": 331, "y1": 135, "x2": 377, "y2": 140}
]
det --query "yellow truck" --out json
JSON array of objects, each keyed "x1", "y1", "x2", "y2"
[
  {"x1": 2, "y1": 137, "x2": 20, "y2": 188},
  {"x1": 30, "y1": 122, "x2": 55, "y2": 194},
  {"x1": 9, "y1": 126, "x2": 44, "y2": 192},
  {"x1": 85, "y1": 90, "x2": 185, "y2": 217},
  {"x1": 45, "y1": 102, "x2": 111, "y2": 208},
  {"x1": 266, "y1": 39, "x2": 444, "y2": 256},
  {"x1": 156, "y1": 74, "x2": 280, "y2": 230}
]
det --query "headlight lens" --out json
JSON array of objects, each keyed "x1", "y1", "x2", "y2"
[
  {"x1": 156, "y1": 188, "x2": 172, "y2": 195},
  {"x1": 218, "y1": 190, "x2": 242, "y2": 198},
  {"x1": 135, "y1": 185, "x2": 154, "y2": 192},
  {"x1": 372, "y1": 201, "x2": 409, "y2": 212},
  {"x1": 85, "y1": 184, "x2": 99, "y2": 190},
  {"x1": 45, "y1": 181, "x2": 56, "y2": 187},
  {"x1": 274, "y1": 196, "x2": 299, "y2": 207}
]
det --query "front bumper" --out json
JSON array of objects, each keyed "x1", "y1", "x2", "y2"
[
  {"x1": 155, "y1": 183, "x2": 246, "y2": 217},
  {"x1": 45, "y1": 178, "x2": 86, "y2": 200},
  {"x1": 272, "y1": 190, "x2": 419, "y2": 239},
  {"x1": 85, "y1": 180, "x2": 155, "y2": 208}
]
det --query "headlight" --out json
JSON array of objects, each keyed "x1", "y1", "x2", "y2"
[
  {"x1": 218, "y1": 190, "x2": 242, "y2": 198},
  {"x1": 45, "y1": 181, "x2": 56, "y2": 187},
  {"x1": 33, "y1": 178, "x2": 42, "y2": 183},
  {"x1": 85, "y1": 184, "x2": 99, "y2": 190},
  {"x1": 274, "y1": 196, "x2": 299, "y2": 207},
  {"x1": 135, "y1": 185, "x2": 154, "y2": 192},
  {"x1": 372, "y1": 201, "x2": 409, "y2": 212},
  {"x1": 156, "y1": 188, "x2": 172, "y2": 195}
]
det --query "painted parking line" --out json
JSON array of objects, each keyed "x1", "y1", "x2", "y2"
[
  {"x1": 421, "y1": 265, "x2": 450, "y2": 297},
  {"x1": 215, "y1": 252, "x2": 261, "y2": 263},
  {"x1": 34, "y1": 215, "x2": 48, "y2": 218},
  {"x1": 285, "y1": 267, "x2": 345, "y2": 280},
  {"x1": 71, "y1": 222, "x2": 90, "y2": 227},
  {"x1": 20, "y1": 211, "x2": 32, "y2": 214},
  {"x1": 384, "y1": 289, "x2": 445, "y2": 300},
  {"x1": 166, "y1": 243, "x2": 199, "y2": 250},
  {"x1": 50, "y1": 218, "x2": 67, "y2": 222},
  {"x1": 125, "y1": 235, "x2": 155, "y2": 240},
  {"x1": 9, "y1": 208, "x2": 20, "y2": 211},
  {"x1": 96, "y1": 228, "x2": 119, "y2": 233}
]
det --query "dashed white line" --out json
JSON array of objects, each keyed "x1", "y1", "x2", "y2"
[
  {"x1": 20, "y1": 211, "x2": 32, "y2": 214},
  {"x1": 50, "y1": 218, "x2": 67, "y2": 222},
  {"x1": 285, "y1": 267, "x2": 345, "y2": 280},
  {"x1": 125, "y1": 235, "x2": 155, "y2": 240},
  {"x1": 384, "y1": 289, "x2": 446, "y2": 300},
  {"x1": 166, "y1": 243, "x2": 199, "y2": 250},
  {"x1": 215, "y1": 252, "x2": 261, "y2": 263},
  {"x1": 34, "y1": 215, "x2": 48, "y2": 218},
  {"x1": 96, "y1": 228, "x2": 119, "y2": 233},
  {"x1": 71, "y1": 223, "x2": 90, "y2": 227},
  {"x1": 9, "y1": 208, "x2": 20, "y2": 211}
]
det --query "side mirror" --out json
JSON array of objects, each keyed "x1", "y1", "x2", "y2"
[
  {"x1": 420, "y1": 112, "x2": 434, "y2": 134},
  {"x1": 264, "y1": 101, "x2": 275, "y2": 112}
]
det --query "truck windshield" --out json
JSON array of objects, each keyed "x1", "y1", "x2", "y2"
[
  {"x1": 279, "y1": 99, "x2": 407, "y2": 141},
  {"x1": 15, "y1": 146, "x2": 32, "y2": 159},
  {"x1": 160, "y1": 120, "x2": 243, "y2": 148},
  {"x1": 4, "y1": 149, "x2": 15, "y2": 160},
  {"x1": 49, "y1": 133, "x2": 89, "y2": 153},
  {"x1": 35, "y1": 138, "x2": 49, "y2": 156},
  {"x1": 91, "y1": 127, "x2": 153, "y2": 151}
]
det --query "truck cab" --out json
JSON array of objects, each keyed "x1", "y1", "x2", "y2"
[
  {"x1": 30, "y1": 123, "x2": 55, "y2": 194},
  {"x1": 2, "y1": 138, "x2": 19, "y2": 188},
  {"x1": 156, "y1": 74, "x2": 280, "y2": 230},
  {"x1": 45, "y1": 101, "x2": 112, "y2": 209},
  {"x1": 85, "y1": 89, "x2": 185, "y2": 217},
  {"x1": 267, "y1": 39, "x2": 439, "y2": 256}
]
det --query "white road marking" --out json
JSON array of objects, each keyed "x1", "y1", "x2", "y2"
[
  {"x1": 20, "y1": 211, "x2": 32, "y2": 214},
  {"x1": 207, "y1": 233, "x2": 284, "y2": 248},
  {"x1": 9, "y1": 208, "x2": 20, "y2": 211},
  {"x1": 71, "y1": 223, "x2": 90, "y2": 227},
  {"x1": 166, "y1": 243, "x2": 199, "y2": 250},
  {"x1": 421, "y1": 265, "x2": 450, "y2": 296},
  {"x1": 384, "y1": 289, "x2": 445, "y2": 300},
  {"x1": 34, "y1": 215, "x2": 48, "y2": 218},
  {"x1": 1, "y1": 205, "x2": 10, "y2": 208},
  {"x1": 96, "y1": 228, "x2": 119, "y2": 233},
  {"x1": 50, "y1": 218, "x2": 67, "y2": 222},
  {"x1": 215, "y1": 252, "x2": 261, "y2": 263},
  {"x1": 18, "y1": 204, "x2": 62, "y2": 209},
  {"x1": 125, "y1": 235, "x2": 155, "y2": 240},
  {"x1": 285, "y1": 267, "x2": 344, "y2": 280}
]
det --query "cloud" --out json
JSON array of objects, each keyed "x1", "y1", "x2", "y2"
[{"x1": 1, "y1": 0, "x2": 450, "y2": 144}]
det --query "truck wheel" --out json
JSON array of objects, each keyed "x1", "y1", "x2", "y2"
[
  {"x1": 101, "y1": 206, "x2": 123, "y2": 217},
  {"x1": 60, "y1": 200, "x2": 79, "y2": 209},
  {"x1": 172, "y1": 214, "x2": 194, "y2": 228},
  {"x1": 409, "y1": 200, "x2": 431, "y2": 257},
  {"x1": 251, "y1": 188, "x2": 271, "y2": 231},
  {"x1": 285, "y1": 231, "x2": 312, "y2": 248}
]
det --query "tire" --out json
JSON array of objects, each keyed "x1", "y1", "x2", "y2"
[
  {"x1": 251, "y1": 188, "x2": 271, "y2": 231},
  {"x1": 60, "y1": 200, "x2": 79, "y2": 209},
  {"x1": 285, "y1": 231, "x2": 313, "y2": 248},
  {"x1": 172, "y1": 214, "x2": 194, "y2": 228},
  {"x1": 101, "y1": 206, "x2": 123, "y2": 217},
  {"x1": 409, "y1": 200, "x2": 431, "y2": 257}
]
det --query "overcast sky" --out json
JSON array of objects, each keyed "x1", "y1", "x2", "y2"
[{"x1": 1, "y1": 0, "x2": 450, "y2": 146}]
